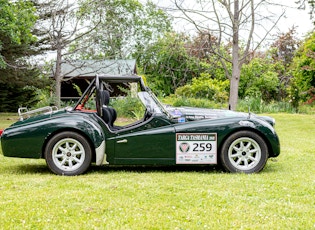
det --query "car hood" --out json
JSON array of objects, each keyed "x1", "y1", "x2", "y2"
[{"x1": 165, "y1": 105, "x2": 275, "y2": 126}]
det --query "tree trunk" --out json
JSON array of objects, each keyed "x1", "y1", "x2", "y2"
[
  {"x1": 54, "y1": 48, "x2": 62, "y2": 108},
  {"x1": 229, "y1": 64, "x2": 241, "y2": 110},
  {"x1": 229, "y1": 0, "x2": 240, "y2": 111},
  {"x1": 55, "y1": 77, "x2": 61, "y2": 108}
]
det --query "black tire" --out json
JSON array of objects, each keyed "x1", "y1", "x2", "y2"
[
  {"x1": 44, "y1": 131, "x2": 92, "y2": 176},
  {"x1": 220, "y1": 131, "x2": 268, "y2": 173}
]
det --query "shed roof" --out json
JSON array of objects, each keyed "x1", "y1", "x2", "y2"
[{"x1": 57, "y1": 59, "x2": 137, "y2": 78}]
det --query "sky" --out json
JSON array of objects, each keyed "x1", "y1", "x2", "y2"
[
  {"x1": 277, "y1": 0, "x2": 313, "y2": 38},
  {"x1": 152, "y1": 0, "x2": 314, "y2": 41}
]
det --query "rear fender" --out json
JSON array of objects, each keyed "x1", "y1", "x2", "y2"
[
  {"x1": 1, "y1": 113, "x2": 106, "y2": 163},
  {"x1": 42, "y1": 115, "x2": 107, "y2": 164}
]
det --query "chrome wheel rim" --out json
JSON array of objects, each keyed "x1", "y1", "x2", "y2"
[
  {"x1": 52, "y1": 138, "x2": 86, "y2": 171},
  {"x1": 228, "y1": 137, "x2": 261, "y2": 171}
]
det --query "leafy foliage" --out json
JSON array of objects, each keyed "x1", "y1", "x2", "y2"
[
  {"x1": 0, "y1": 68, "x2": 46, "y2": 112},
  {"x1": 163, "y1": 95, "x2": 228, "y2": 109},
  {"x1": 175, "y1": 75, "x2": 229, "y2": 103},
  {"x1": 270, "y1": 27, "x2": 300, "y2": 65},
  {"x1": 0, "y1": 0, "x2": 37, "y2": 67},
  {"x1": 291, "y1": 31, "x2": 315, "y2": 103},
  {"x1": 109, "y1": 86, "x2": 145, "y2": 118},
  {"x1": 268, "y1": 28, "x2": 301, "y2": 100},
  {"x1": 187, "y1": 32, "x2": 232, "y2": 82},
  {"x1": 141, "y1": 33, "x2": 200, "y2": 95},
  {"x1": 71, "y1": 0, "x2": 171, "y2": 59},
  {"x1": 110, "y1": 96, "x2": 144, "y2": 119},
  {"x1": 239, "y1": 58, "x2": 282, "y2": 102},
  {"x1": 0, "y1": 0, "x2": 46, "y2": 112}
]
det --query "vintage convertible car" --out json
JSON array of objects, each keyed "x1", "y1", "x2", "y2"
[{"x1": 0, "y1": 75, "x2": 280, "y2": 175}]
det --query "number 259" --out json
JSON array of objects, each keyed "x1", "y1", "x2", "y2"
[{"x1": 193, "y1": 143, "x2": 212, "y2": 152}]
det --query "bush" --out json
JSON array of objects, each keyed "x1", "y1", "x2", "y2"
[
  {"x1": 163, "y1": 95, "x2": 228, "y2": 109},
  {"x1": 175, "y1": 76, "x2": 229, "y2": 103},
  {"x1": 291, "y1": 32, "x2": 315, "y2": 102},
  {"x1": 239, "y1": 58, "x2": 281, "y2": 102},
  {"x1": 110, "y1": 95, "x2": 144, "y2": 118},
  {"x1": 0, "y1": 85, "x2": 40, "y2": 112}
]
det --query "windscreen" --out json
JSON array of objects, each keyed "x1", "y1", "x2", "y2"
[{"x1": 138, "y1": 92, "x2": 163, "y2": 114}]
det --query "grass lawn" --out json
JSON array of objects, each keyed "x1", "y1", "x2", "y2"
[
  {"x1": 0, "y1": 113, "x2": 19, "y2": 129},
  {"x1": 0, "y1": 113, "x2": 314, "y2": 229}
]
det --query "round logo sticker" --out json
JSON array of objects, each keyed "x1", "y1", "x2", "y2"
[{"x1": 179, "y1": 142, "x2": 190, "y2": 153}]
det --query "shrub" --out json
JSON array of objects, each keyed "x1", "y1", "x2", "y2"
[
  {"x1": 291, "y1": 31, "x2": 315, "y2": 102},
  {"x1": 163, "y1": 95, "x2": 228, "y2": 109},
  {"x1": 240, "y1": 58, "x2": 283, "y2": 102},
  {"x1": 111, "y1": 95, "x2": 144, "y2": 118},
  {"x1": 175, "y1": 76, "x2": 229, "y2": 103}
]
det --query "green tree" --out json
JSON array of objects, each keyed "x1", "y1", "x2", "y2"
[
  {"x1": 0, "y1": 0, "x2": 37, "y2": 67},
  {"x1": 268, "y1": 28, "x2": 301, "y2": 99},
  {"x1": 239, "y1": 58, "x2": 281, "y2": 102},
  {"x1": 0, "y1": 0, "x2": 43, "y2": 112},
  {"x1": 291, "y1": 31, "x2": 315, "y2": 103},
  {"x1": 70, "y1": 0, "x2": 171, "y2": 60},
  {"x1": 140, "y1": 33, "x2": 200, "y2": 95},
  {"x1": 271, "y1": 27, "x2": 300, "y2": 66}
]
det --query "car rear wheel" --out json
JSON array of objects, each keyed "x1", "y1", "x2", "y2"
[
  {"x1": 220, "y1": 131, "x2": 268, "y2": 173},
  {"x1": 45, "y1": 131, "x2": 92, "y2": 176}
]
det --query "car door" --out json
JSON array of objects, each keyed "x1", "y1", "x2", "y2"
[{"x1": 113, "y1": 117, "x2": 175, "y2": 165}]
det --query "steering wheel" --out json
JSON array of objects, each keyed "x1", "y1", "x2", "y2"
[{"x1": 95, "y1": 75, "x2": 102, "y2": 117}]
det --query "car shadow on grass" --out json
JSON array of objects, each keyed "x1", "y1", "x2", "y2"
[
  {"x1": 88, "y1": 159, "x2": 280, "y2": 175},
  {"x1": 3, "y1": 162, "x2": 224, "y2": 175},
  {"x1": 10, "y1": 160, "x2": 279, "y2": 175},
  {"x1": 89, "y1": 164, "x2": 226, "y2": 174}
]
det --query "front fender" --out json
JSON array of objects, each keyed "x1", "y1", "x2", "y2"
[{"x1": 173, "y1": 116, "x2": 280, "y2": 158}]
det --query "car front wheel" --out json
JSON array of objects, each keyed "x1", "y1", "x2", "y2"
[
  {"x1": 45, "y1": 131, "x2": 92, "y2": 176},
  {"x1": 220, "y1": 131, "x2": 268, "y2": 173}
]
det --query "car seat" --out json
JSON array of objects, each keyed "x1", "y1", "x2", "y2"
[{"x1": 101, "y1": 90, "x2": 120, "y2": 130}]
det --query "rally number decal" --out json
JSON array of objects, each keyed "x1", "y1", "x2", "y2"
[{"x1": 176, "y1": 133, "x2": 217, "y2": 164}]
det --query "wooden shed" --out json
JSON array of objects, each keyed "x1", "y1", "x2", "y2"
[{"x1": 57, "y1": 59, "x2": 137, "y2": 100}]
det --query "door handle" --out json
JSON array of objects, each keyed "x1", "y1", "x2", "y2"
[{"x1": 117, "y1": 139, "x2": 128, "y2": 143}]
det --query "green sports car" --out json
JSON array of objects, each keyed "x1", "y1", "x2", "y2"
[{"x1": 0, "y1": 75, "x2": 280, "y2": 175}]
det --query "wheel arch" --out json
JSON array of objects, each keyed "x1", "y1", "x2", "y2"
[
  {"x1": 41, "y1": 127, "x2": 98, "y2": 163},
  {"x1": 218, "y1": 127, "x2": 274, "y2": 159}
]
